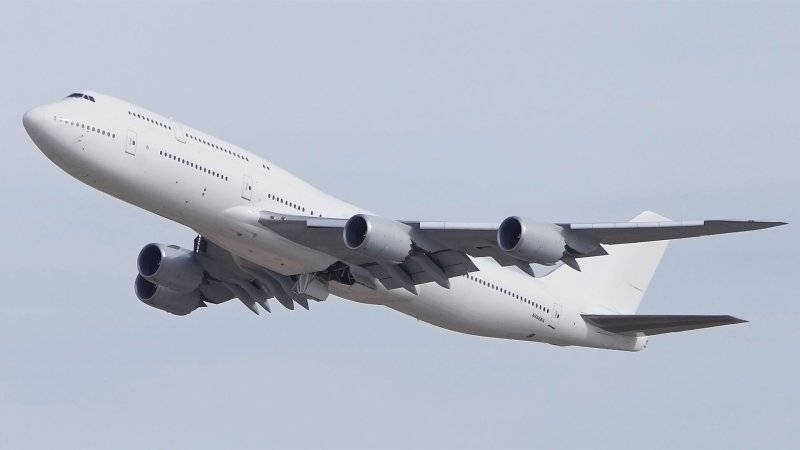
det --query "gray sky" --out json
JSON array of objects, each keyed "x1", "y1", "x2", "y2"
[{"x1": 1, "y1": 1, "x2": 798, "y2": 449}]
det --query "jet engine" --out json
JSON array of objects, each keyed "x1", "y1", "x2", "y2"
[
  {"x1": 497, "y1": 217, "x2": 567, "y2": 265},
  {"x1": 343, "y1": 214, "x2": 412, "y2": 263},
  {"x1": 137, "y1": 243, "x2": 204, "y2": 292},
  {"x1": 135, "y1": 274, "x2": 203, "y2": 316}
]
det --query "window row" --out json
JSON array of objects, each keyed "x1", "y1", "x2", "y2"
[
  {"x1": 186, "y1": 132, "x2": 249, "y2": 162},
  {"x1": 267, "y1": 193, "x2": 315, "y2": 215},
  {"x1": 464, "y1": 273, "x2": 549, "y2": 314},
  {"x1": 160, "y1": 150, "x2": 229, "y2": 181},
  {"x1": 56, "y1": 116, "x2": 115, "y2": 139},
  {"x1": 128, "y1": 110, "x2": 171, "y2": 131}
]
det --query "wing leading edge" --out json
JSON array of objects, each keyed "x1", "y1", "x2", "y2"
[
  {"x1": 582, "y1": 314, "x2": 747, "y2": 336},
  {"x1": 563, "y1": 219, "x2": 785, "y2": 245}
]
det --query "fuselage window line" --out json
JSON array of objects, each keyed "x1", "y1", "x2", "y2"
[{"x1": 464, "y1": 273, "x2": 547, "y2": 318}]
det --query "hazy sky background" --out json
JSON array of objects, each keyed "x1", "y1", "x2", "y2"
[{"x1": 1, "y1": 1, "x2": 798, "y2": 449}]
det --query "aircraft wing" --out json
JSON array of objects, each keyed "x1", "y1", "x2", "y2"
[{"x1": 258, "y1": 210, "x2": 784, "y2": 293}]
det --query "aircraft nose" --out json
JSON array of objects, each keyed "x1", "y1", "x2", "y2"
[{"x1": 22, "y1": 105, "x2": 48, "y2": 138}]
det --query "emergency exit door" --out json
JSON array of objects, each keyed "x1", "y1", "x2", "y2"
[
  {"x1": 242, "y1": 175, "x2": 253, "y2": 201},
  {"x1": 125, "y1": 130, "x2": 137, "y2": 155}
]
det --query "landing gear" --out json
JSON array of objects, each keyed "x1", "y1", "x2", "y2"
[{"x1": 327, "y1": 261, "x2": 357, "y2": 286}]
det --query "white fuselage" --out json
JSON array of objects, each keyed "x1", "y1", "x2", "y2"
[{"x1": 23, "y1": 92, "x2": 645, "y2": 351}]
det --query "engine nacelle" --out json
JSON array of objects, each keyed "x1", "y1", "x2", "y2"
[
  {"x1": 497, "y1": 217, "x2": 566, "y2": 265},
  {"x1": 137, "y1": 243, "x2": 203, "y2": 293},
  {"x1": 343, "y1": 214, "x2": 412, "y2": 263},
  {"x1": 135, "y1": 274, "x2": 203, "y2": 316}
]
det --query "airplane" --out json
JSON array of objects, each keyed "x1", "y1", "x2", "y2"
[{"x1": 22, "y1": 90, "x2": 785, "y2": 352}]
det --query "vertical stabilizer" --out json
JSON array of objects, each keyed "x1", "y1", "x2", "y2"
[{"x1": 542, "y1": 211, "x2": 670, "y2": 314}]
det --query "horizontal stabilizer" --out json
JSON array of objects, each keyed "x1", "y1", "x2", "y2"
[{"x1": 582, "y1": 314, "x2": 747, "y2": 336}]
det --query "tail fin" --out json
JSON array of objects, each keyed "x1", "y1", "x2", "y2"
[{"x1": 542, "y1": 211, "x2": 670, "y2": 314}]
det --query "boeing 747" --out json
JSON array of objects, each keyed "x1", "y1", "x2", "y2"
[{"x1": 23, "y1": 91, "x2": 785, "y2": 351}]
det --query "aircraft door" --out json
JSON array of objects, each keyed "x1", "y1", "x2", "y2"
[
  {"x1": 242, "y1": 175, "x2": 253, "y2": 201},
  {"x1": 125, "y1": 130, "x2": 137, "y2": 155},
  {"x1": 172, "y1": 121, "x2": 186, "y2": 143},
  {"x1": 549, "y1": 303, "x2": 562, "y2": 329}
]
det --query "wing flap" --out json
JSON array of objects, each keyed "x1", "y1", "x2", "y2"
[
  {"x1": 359, "y1": 251, "x2": 479, "y2": 290},
  {"x1": 582, "y1": 314, "x2": 747, "y2": 336}
]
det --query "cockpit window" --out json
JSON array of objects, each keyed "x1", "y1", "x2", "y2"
[{"x1": 66, "y1": 92, "x2": 95, "y2": 102}]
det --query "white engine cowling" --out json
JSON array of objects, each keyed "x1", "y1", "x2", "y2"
[
  {"x1": 497, "y1": 217, "x2": 566, "y2": 265},
  {"x1": 135, "y1": 274, "x2": 203, "y2": 316},
  {"x1": 343, "y1": 214, "x2": 412, "y2": 263},
  {"x1": 137, "y1": 243, "x2": 203, "y2": 293}
]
